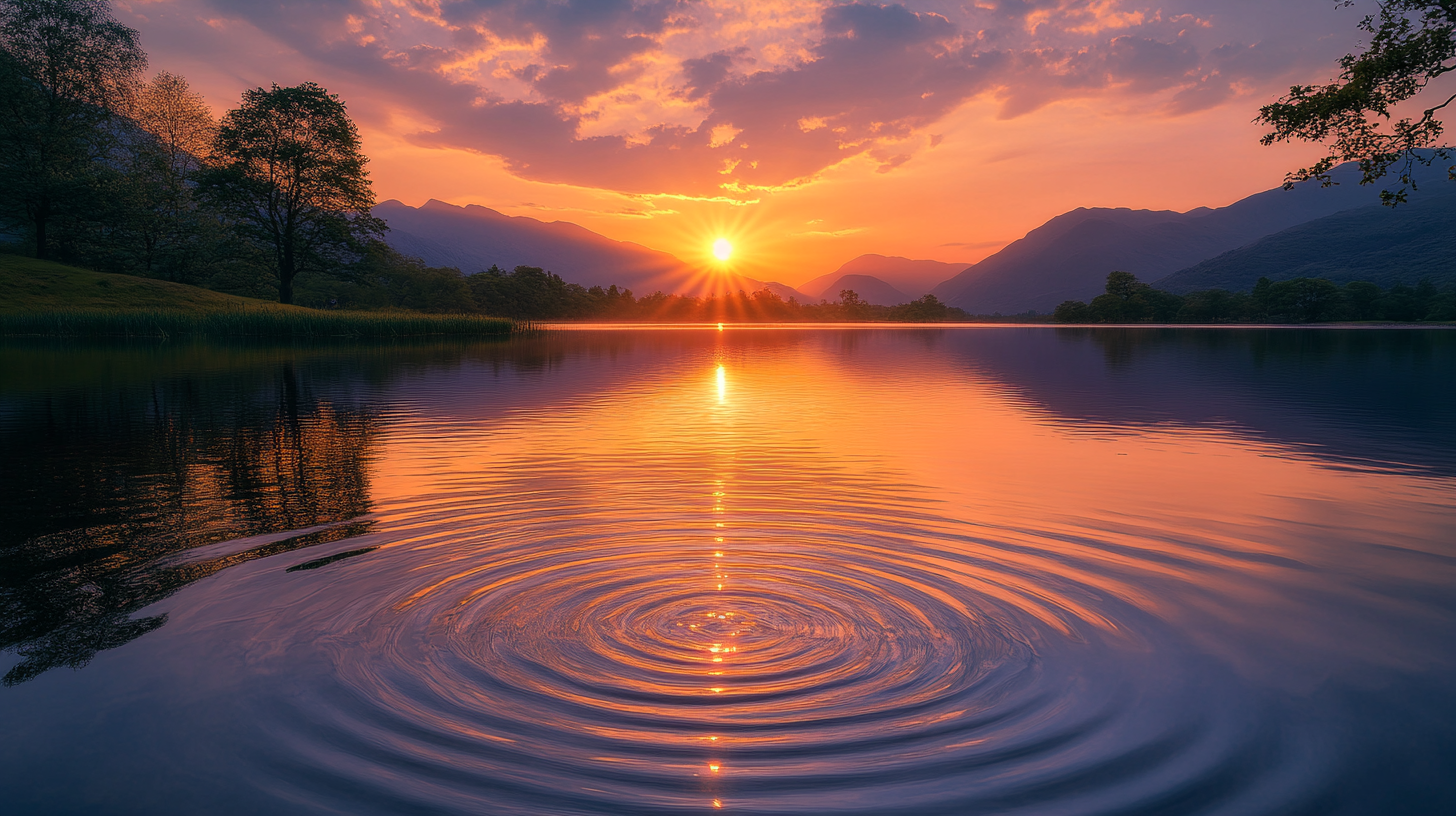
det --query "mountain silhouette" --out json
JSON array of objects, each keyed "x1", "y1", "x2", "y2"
[
  {"x1": 932, "y1": 158, "x2": 1456, "y2": 314},
  {"x1": 804, "y1": 274, "x2": 910, "y2": 306},
  {"x1": 1155, "y1": 191, "x2": 1456, "y2": 292},
  {"x1": 377, "y1": 199, "x2": 803, "y2": 298},
  {"x1": 800, "y1": 255, "x2": 967, "y2": 300}
]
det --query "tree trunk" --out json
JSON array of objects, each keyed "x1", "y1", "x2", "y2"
[{"x1": 279, "y1": 245, "x2": 294, "y2": 304}]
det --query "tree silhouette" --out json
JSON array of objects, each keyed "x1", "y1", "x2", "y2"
[
  {"x1": 197, "y1": 83, "x2": 382, "y2": 304},
  {"x1": 0, "y1": 0, "x2": 146, "y2": 260},
  {"x1": 1257, "y1": 1, "x2": 1455, "y2": 204}
]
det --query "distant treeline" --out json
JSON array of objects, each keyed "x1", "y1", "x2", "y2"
[
  {"x1": 317, "y1": 256, "x2": 979, "y2": 322},
  {"x1": 1054, "y1": 271, "x2": 1456, "y2": 324}
]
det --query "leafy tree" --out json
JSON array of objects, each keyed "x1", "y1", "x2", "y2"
[
  {"x1": 838, "y1": 289, "x2": 871, "y2": 320},
  {"x1": 1105, "y1": 270, "x2": 1143, "y2": 300},
  {"x1": 1251, "y1": 276, "x2": 1278, "y2": 319},
  {"x1": 889, "y1": 293, "x2": 952, "y2": 322},
  {"x1": 196, "y1": 83, "x2": 381, "y2": 304},
  {"x1": 1288, "y1": 277, "x2": 1344, "y2": 321},
  {"x1": 131, "y1": 71, "x2": 216, "y2": 178},
  {"x1": 0, "y1": 0, "x2": 146, "y2": 259},
  {"x1": 1053, "y1": 300, "x2": 1092, "y2": 322},
  {"x1": 1089, "y1": 270, "x2": 1163, "y2": 322},
  {"x1": 1258, "y1": 1, "x2": 1455, "y2": 203},
  {"x1": 1344, "y1": 280, "x2": 1384, "y2": 319},
  {"x1": 103, "y1": 71, "x2": 219, "y2": 281},
  {"x1": 467, "y1": 265, "x2": 594, "y2": 319},
  {"x1": 749, "y1": 286, "x2": 795, "y2": 320},
  {"x1": 1177, "y1": 288, "x2": 1248, "y2": 323}
]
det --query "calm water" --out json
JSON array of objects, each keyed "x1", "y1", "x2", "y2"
[{"x1": 1, "y1": 327, "x2": 1454, "y2": 815}]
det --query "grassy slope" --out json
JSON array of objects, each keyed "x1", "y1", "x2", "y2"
[
  {"x1": 0, "y1": 254, "x2": 298, "y2": 313},
  {"x1": 0, "y1": 255, "x2": 514, "y2": 337}
]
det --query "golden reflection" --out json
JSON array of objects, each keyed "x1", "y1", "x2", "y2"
[{"x1": 716, "y1": 364, "x2": 726, "y2": 403}]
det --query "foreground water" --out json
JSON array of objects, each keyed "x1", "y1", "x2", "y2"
[{"x1": 1, "y1": 327, "x2": 1454, "y2": 815}]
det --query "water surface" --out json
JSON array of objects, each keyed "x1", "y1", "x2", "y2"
[{"x1": 2, "y1": 328, "x2": 1454, "y2": 815}]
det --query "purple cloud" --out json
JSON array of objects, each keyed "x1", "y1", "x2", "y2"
[{"x1": 141, "y1": 1, "x2": 1344, "y2": 195}]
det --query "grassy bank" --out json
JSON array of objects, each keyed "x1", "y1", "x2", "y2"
[{"x1": 0, "y1": 256, "x2": 514, "y2": 338}]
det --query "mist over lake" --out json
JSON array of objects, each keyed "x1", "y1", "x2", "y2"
[{"x1": 2, "y1": 327, "x2": 1453, "y2": 815}]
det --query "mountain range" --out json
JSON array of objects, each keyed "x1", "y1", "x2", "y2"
[
  {"x1": 377, "y1": 199, "x2": 805, "y2": 300},
  {"x1": 1156, "y1": 190, "x2": 1456, "y2": 293},
  {"x1": 377, "y1": 156, "x2": 1455, "y2": 313},
  {"x1": 931, "y1": 158, "x2": 1456, "y2": 313},
  {"x1": 798, "y1": 255, "x2": 968, "y2": 302}
]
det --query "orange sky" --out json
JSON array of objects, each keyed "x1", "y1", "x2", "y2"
[{"x1": 115, "y1": 0, "x2": 1359, "y2": 286}]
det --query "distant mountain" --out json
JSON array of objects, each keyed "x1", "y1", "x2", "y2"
[
  {"x1": 808, "y1": 274, "x2": 911, "y2": 306},
  {"x1": 932, "y1": 159, "x2": 1456, "y2": 314},
  {"x1": 800, "y1": 255, "x2": 967, "y2": 300},
  {"x1": 377, "y1": 199, "x2": 802, "y2": 298},
  {"x1": 1156, "y1": 192, "x2": 1456, "y2": 292}
]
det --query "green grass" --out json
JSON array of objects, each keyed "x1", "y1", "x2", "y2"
[{"x1": 0, "y1": 255, "x2": 514, "y2": 337}]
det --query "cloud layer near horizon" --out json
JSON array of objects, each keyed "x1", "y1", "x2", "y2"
[{"x1": 121, "y1": 0, "x2": 1323, "y2": 198}]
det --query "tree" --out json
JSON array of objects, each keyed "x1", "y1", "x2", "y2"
[
  {"x1": 1344, "y1": 280, "x2": 1383, "y2": 319},
  {"x1": 1289, "y1": 277, "x2": 1344, "y2": 322},
  {"x1": 1105, "y1": 270, "x2": 1143, "y2": 300},
  {"x1": 1257, "y1": 1, "x2": 1455, "y2": 203},
  {"x1": 890, "y1": 293, "x2": 952, "y2": 322},
  {"x1": 1091, "y1": 270, "x2": 1148, "y2": 322},
  {"x1": 0, "y1": 0, "x2": 146, "y2": 259},
  {"x1": 131, "y1": 72, "x2": 215, "y2": 179},
  {"x1": 196, "y1": 83, "x2": 381, "y2": 304},
  {"x1": 108, "y1": 71, "x2": 219, "y2": 281},
  {"x1": 838, "y1": 289, "x2": 871, "y2": 320},
  {"x1": 1054, "y1": 300, "x2": 1091, "y2": 323}
]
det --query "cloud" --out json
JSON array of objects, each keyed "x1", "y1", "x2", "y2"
[{"x1": 147, "y1": 0, "x2": 1335, "y2": 195}]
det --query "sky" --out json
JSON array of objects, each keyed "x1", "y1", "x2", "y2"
[{"x1": 113, "y1": 0, "x2": 1373, "y2": 286}]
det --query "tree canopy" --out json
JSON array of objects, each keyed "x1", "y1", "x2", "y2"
[
  {"x1": 0, "y1": 0, "x2": 146, "y2": 259},
  {"x1": 1053, "y1": 270, "x2": 1455, "y2": 323},
  {"x1": 196, "y1": 82, "x2": 381, "y2": 304},
  {"x1": 1257, "y1": 0, "x2": 1456, "y2": 203}
]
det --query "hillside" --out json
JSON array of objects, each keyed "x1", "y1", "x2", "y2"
[
  {"x1": 805, "y1": 274, "x2": 910, "y2": 306},
  {"x1": 799, "y1": 255, "x2": 967, "y2": 299},
  {"x1": 933, "y1": 158, "x2": 1456, "y2": 314},
  {"x1": 0, "y1": 255, "x2": 292, "y2": 313},
  {"x1": 378, "y1": 199, "x2": 804, "y2": 299},
  {"x1": 1156, "y1": 192, "x2": 1456, "y2": 293}
]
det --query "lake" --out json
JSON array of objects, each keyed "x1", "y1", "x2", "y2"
[{"x1": 2, "y1": 326, "x2": 1454, "y2": 815}]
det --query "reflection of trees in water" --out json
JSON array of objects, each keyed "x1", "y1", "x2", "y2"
[
  {"x1": 987, "y1": 328, "x2": 1456, "y2": 476},
  {"x1": 1061, "y1": 326, "x2": 1450, "y2": 372},
  {"x1": 0, "y1": 359, "x2": 380, "y2": 685}
]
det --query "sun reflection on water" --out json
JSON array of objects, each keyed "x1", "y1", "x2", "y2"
[{"x1": 29, "y1": 329, "x2": 1450, "y2": 815}]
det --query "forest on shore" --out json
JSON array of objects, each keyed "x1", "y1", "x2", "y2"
[{"x1": 1054, "y1": 272, "x2": 1456, "y2": 324}]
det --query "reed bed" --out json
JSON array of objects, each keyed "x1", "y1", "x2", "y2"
[{"x1": 0, "y1": 308, "x2": 516, "y2": 338}]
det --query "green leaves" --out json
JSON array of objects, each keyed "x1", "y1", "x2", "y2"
[
  {"x1": 0, "y1": 0, "x2": 147, "y2": 259},
  {"x1": 1258, "y1": 0, "x2": 1456, "y2": 204},
  {"x1": 195, "y1": 83, "x2": 382, "y2": 304}
]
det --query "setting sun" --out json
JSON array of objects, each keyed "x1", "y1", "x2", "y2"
[{"x1": 712, "y1": 238, "x2": 733, "y2": 262}]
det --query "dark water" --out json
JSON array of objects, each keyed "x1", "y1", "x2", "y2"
[{"x1": 1, "y1": 328, "x2": 1454, "y2": 815}]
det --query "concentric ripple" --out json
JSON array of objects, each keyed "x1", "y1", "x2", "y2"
[{"x1": 246, "y1": 448, "x2": 1321, "y2": 815}]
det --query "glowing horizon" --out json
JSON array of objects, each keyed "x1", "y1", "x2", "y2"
[{"x1": 116, "y1": 1, "x2": 1370, "y2": 286}]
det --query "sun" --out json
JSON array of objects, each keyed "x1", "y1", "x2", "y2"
[{"x1": 712, "y1": 238, "x2": 733, "y2": 262}]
